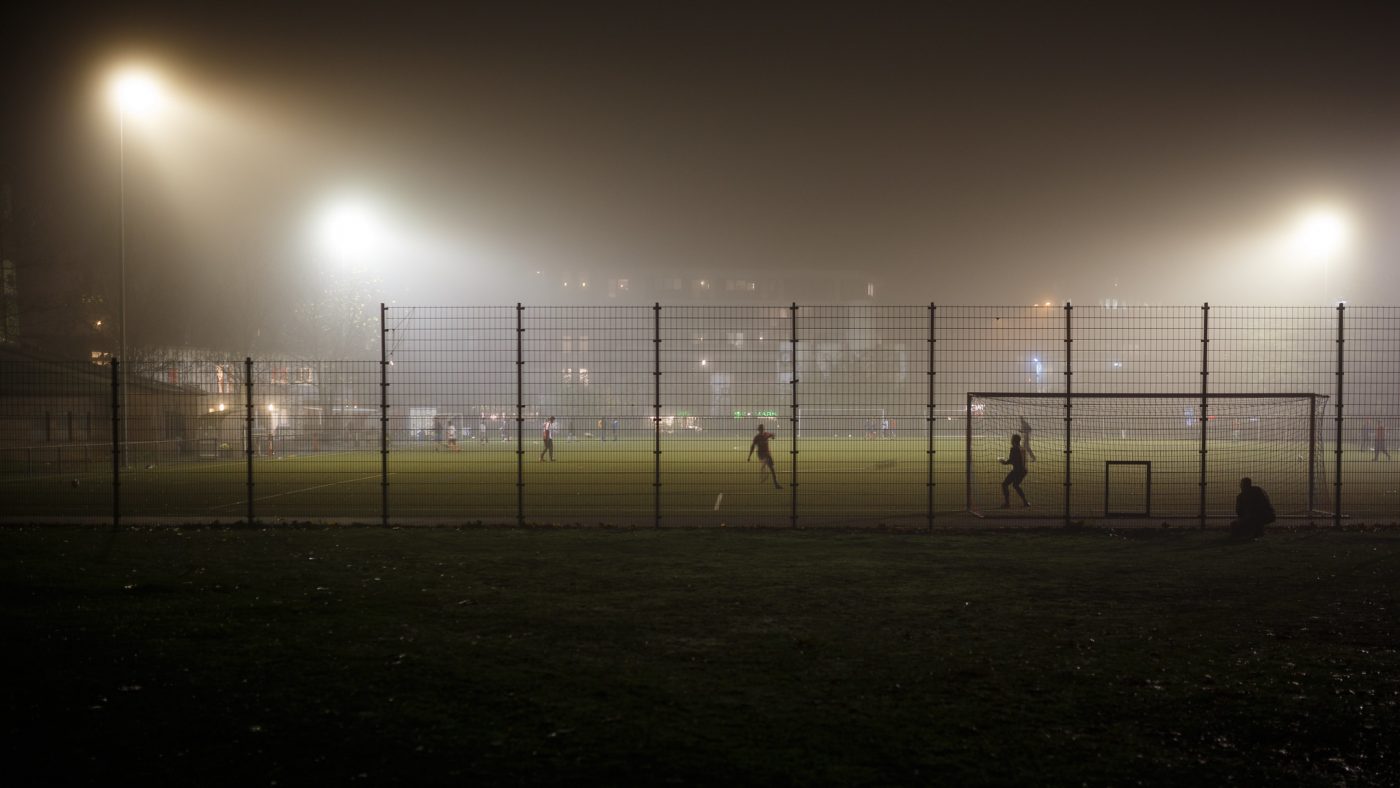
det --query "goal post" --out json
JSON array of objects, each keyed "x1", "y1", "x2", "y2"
[{"x1": 966, "y1": 392, "x2": 1327, "y2": 519}]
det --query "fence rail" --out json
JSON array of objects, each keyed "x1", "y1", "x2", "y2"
[{"x1": 2, "y1": 303, "x2": 1396, "y2": 527}]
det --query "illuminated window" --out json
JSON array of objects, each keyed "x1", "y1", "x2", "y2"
[{"x1": 866, "y1": 283, "x2": 875, "y2": 297}]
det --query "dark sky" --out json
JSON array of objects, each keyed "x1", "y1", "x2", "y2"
[{"x1": 6, "y1": 0, "x2": 1400, "y2": 335}]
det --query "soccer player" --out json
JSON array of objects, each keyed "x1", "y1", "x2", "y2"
[
  {"x1": 446, "y1": 421, "x2": 460, "y2": 452},
  {"x1": 479, "y1": 415, "x2": 488, "y2": 444},
  {"x1": 1375, "y1": 420, "x2": 1391, "y2": 461},
  {"x1": 746, "y1": 423, "x2": 782, "y2": 489},
  {"x1": 1230, "y1": 477, "x2": 1275, "y2": 539},
  {"x1": 540, "y1": 416, "x2": 556, "y2": 462},
  {"x1": 998, "y1": 433, "x2": 1029, "y2": 508}
]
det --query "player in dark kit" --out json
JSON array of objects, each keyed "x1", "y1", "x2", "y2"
[
  {"x1": 999, "y1": 433, "x2": 1030, "y2": 508},
  {"x1": 747, "y1": 424, "x2": 782, "y2": 489}
]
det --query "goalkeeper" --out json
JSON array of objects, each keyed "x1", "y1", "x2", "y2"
[{"x1": 998, "y1": 433, "x2": 1030, "y2": 508}]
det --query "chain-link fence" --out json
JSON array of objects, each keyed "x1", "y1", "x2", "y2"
[{"x1": 2, "y1": 303, "x2": 1396, "y2": 528}]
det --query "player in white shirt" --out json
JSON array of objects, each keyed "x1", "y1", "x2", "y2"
[{"x1": 539, "y1": 416, "x2": 556, "y2": 461}]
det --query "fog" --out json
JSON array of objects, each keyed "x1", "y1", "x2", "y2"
[{"x1": 5, "y1": 2, "x2": 1400, "y2": 358}]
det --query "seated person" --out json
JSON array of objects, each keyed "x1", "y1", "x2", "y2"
[{"x1": 1231, "y1": 477, "x2": 1275, "y2": 539}]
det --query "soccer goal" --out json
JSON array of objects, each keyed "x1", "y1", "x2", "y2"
[
  {"x1": 966, "y1": 392, "x2": 1328, "y2": 519},
  {"x1": 799, "y1": 406, "x2": 890, "y2": 439}
]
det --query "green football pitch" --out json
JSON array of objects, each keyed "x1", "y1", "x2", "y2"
[{"x1": 5, "y1": 435, "x2": 1396, "y2": 525}]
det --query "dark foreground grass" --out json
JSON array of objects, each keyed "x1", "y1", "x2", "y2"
[{"x1": 2, "y1": 525, "x2": 1398, "y2": 785}]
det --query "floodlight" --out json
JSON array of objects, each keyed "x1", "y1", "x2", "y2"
[
  {"x1": 315, "y1": 197, "x2": 386, "y2": 264},
  {"x1": 1291, "y1": 208, "x2": 1350, "y2": 258},
  {"x1": 109, "y1": 69, "x2": 165, "y2": 119}
]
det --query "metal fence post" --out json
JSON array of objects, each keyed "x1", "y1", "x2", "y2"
[
  {"x1": 1063, "y1": 301, "x2": 1073, "y2": 526},
  {"x1": 245, "y1": 356, "x2": 255, "y2": 526},
  {"x1": 964, "y1": 391, "x2": 973, "y2": 514},
  {"x1": 111, "y1": 359, "x2": 121, "y2": 528},
  {"x1": 790, "y1": 302, "x2": 799, "y2": 528},
  {"x1": 516, "y1": 303, "x2": 525, "y2": 528},
  {"x1": 380, "y1": 303, "x2": 390, "y2": 527},
  {"x1": 1334, "y1": 302, "x2": 1344, "y2": 528},
  {"x1": 1199, "y1": 303, "x2": 1209, "y2": 528},
  {"x1": 1308, "y1": 394, "x2": 1317, "y2": 516},
  {"x1": 927, "y1": 303, "x2": 935, "y2": 531},
  {"x1": 653, "y1": 302, "x2": 662, "y2": 529}
]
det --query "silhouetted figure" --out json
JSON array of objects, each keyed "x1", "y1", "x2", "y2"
[
  {"x1": 1374, "y1": 421, "x2": 1391, "y2": 461},
  {"x1": 1018, "y1": 416, "x2": 1037, "y2": 462},
  {"x1": 747, "y1": 423, "x2": 782, "y2": 489},
  {"x1": 999, "y1": 433, "x2": 1030, "y2": 508},
  {"x1": 1231, "y1": 477, "x2": 1275, "y2": 539}
]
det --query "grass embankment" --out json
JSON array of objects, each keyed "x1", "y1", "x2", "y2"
[{"x1": 2, "y1": 525, "x2": 1398, "y2": 784}]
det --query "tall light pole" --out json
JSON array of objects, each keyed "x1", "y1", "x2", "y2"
[{"x1": 108, "y1": 68, "x2": 163, "y2": 464}]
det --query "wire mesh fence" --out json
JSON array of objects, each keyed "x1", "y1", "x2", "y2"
[{"x1": 2, "y1": 303, "x2": 1397, "y2": 527}]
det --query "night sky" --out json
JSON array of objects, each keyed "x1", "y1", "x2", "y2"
[{"x1": 5, "y1": 1, "x2": 1400, "y2": 350}]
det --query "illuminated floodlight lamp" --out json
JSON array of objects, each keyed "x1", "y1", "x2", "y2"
[
  {"x1": 314, "y1": 197, "x2": 386, "y2": 265},
  {"x1": 108, "y1": 68, "x2": 165, "y2": 120},
  {"x1": 1290, "y1": 207, "x2": 1350, "y2": 259}
]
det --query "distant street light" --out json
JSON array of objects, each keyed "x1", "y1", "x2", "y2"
[
  {"x1": 1288, "y1": 206, "x2": 1351, "y2": 304},
  {"x1": 107, "y1": 66, "x2": 165, "y2": 465}
]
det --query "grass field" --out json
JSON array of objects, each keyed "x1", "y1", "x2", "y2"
[
  {"x1": 4, "y1": 435, "x2": 1398, "y2": 526},
  {"x1": 2, "y1": 525, "x2": 1398, "y2": 784}
]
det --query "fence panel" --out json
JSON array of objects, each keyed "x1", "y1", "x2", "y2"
[
  {"x1": 1343, "y1": 307, "x2": 1400, "y2": 520},
  {"x1": 522, "y1": 306, "x2": 653, "y2": 525},
  {"x1": 386, "y1": 306, "x2": 517, "y2": 522},
  {"x1": 801, "y1": 305, "x2": 927, "y2": 528},
  {"x1": 1070, "y1": 306, "x2": 1202, "y2": 517},
  {"x1": 1208, "y1": 307, "x2": 1336, "y2": 517},
  {"x1": 941, "y1": 305, "x2": 1066, "y2": 517},
  {"x1": 238, "y1": 359, "x2": 381, "y2": 522},
  {"x1": 119, "y1": 356, "x2": 246, "y2": 519},
  {"x1": 658, "y1": 306, "x2": 789, "y2": 527},
  {"x1": 0, "y1": 355, "x2": 114, "y2": 519}
]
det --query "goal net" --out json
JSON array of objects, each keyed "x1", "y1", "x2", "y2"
[
  {"x1": 966, "y1": 393, "x2": 1328, "y2": 518},
  {"x1": 798, "y1": 407, "x2": 899, "y2": 439}
]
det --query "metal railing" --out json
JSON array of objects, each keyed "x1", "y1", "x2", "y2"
[{"x1": 1, "y1": 303, "x2": 1395, "y2": 527}]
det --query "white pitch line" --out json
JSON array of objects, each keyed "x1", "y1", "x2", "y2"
[
  {"x1": 208, "y1": 473, "x2": 384, "y2": 510},
  {"x1": 714, "y1": 493, "x2": 724, "y2": 511}
]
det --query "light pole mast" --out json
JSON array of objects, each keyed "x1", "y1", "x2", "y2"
[
  {"x1": 118, "y1": 105, "x2": 129, "y2": 466},
  {"x1": 108, "y1": 66, "x2": 163, "y2": 468}
]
